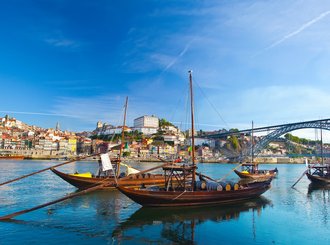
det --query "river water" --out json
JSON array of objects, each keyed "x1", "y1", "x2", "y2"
[{"x1": 0, "y1": 160, "x2": 329, "y2": 244}]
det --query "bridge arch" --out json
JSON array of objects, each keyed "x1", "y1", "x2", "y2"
[{"x1": 252, "y1": 122, "x2": 330, "y2": 157}]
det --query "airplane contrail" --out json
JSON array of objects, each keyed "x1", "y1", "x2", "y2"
[
  {"x1": 163, "y1": 38, "x2": 195, "y2": 72},
  {"x1": 254, "y1": 10, "x2": 330, "y2": 56}
]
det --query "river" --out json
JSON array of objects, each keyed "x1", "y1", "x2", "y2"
[{"x1": 1, "y1": 160, "x2": 329, "y2": 244}]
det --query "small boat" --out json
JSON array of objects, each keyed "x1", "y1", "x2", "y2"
[
  {"x1": 0, "y1": 154, "x2": 24, "y2": 160},
  {"x1": 235, "y1": 121, "x2": 277, "y2": 180},
  {"x1": 305, "y1": 126, "x2": 330, "y2": 185},
  {"x1": 306, "y1": 164, "x2": 330, "y2": 185},
  {"x1": 234, "y1": 163, "x2": 278, "y2": 180},
  {"x1": 51, "y1": 164, "x2": 166, "y2": 190},
  {"x1": 117, "y1": 71, "x2": 272, "y2": 207}
]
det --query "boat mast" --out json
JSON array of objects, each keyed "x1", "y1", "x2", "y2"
[
  {"x1": 320, "y1": 122, "x2": 324, "y2": 165},
  {"x1": 189, "y1": 71, "x2": 196, "y2": 187},
  {"x1": 118, "y1": 96, "x2": 128, "y2": 177},
  {"x1": 251, "y1": 120, "x2": 254, "y2": 163}
]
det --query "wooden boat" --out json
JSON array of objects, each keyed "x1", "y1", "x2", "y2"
[
  {"x1": 234, "y1": 121, "x2": 277, "y2": 180},
  {"x1": 117, "y1": 171, "x2": 271, "y2": 207},
  {"x1": 51, "y1": 166, "x2": 166, "y2": 190},
  {"x1": 0, "y1": 154, "x2": 24, "y2": 160},
  {"x1": 305, "y1": 126, "x2": 330, "y2": 185},
  {"x1": 306, "y1": 164, "x2": 330, "y2": 185},
  {"x1": 117, "y1": 71, "x2": 272, "y2": 207},
  {"x1": 234, "y1": 163, "x2": 278, "y2": 180}
]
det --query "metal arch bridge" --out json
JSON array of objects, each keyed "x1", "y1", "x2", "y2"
[{"x1": 204, "y1": 118, "x2": 330, "y2": 158}]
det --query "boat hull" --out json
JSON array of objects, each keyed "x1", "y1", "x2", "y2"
[
  {"x1": 234, "y1": 169, "x2": 277, "y2": 180},
  {"x1": 117, "y1": 180, "x2": 271, "y2": 207},
  {"x1": 306, "y1": 172, "x2": 330, "y2": 185},
  {"x1": 51, "y1": 168, "x2": 166, "y2": 190},
  {"x1": 0, "y1": 155, "x2": 25, "y2": 160}
]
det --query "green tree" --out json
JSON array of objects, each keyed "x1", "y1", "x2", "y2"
[
  {"x1": 228, "y1": 135, "x2": 240, "y2": 151},
  {"x1": 159, "y1": 118, "x2": 174, "y2": 127}
]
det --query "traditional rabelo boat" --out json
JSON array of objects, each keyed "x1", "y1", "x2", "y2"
[
  {"x1": 117, "y1": 71, "x2": 272, "y2": 207},
  {"x1": 234, "y1": 121, "x2": 278, "y2": 180},
  {"x1": 305, "y1": 126, "x2": 330, "y2": 185},
  {"x1": 306, "y1": 165, "x2": 330, "y2": 185},
  {"x1": 234, "y1": 163, "x2": 278, "y2": 180},
  {"x1": 51, "y1": 161, "x2": 167, "y2": 190},
  {"x1": 0, "y1": 153, "x2": 24, "y2": 160},
  {"x1": 51, "y1": 97, "x2": 169, "y2": 190}
]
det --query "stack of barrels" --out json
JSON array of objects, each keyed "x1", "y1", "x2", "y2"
[{"x1": 195, "y1": 180, "x2": 240, "y2": 191}]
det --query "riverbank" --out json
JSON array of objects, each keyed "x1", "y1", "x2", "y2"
[{"x1": 1, "y1": 154, "x2": 314, "y2": 164}]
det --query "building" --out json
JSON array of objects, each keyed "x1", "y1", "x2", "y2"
[
  {"x1": 133, "y1": 115, "x2": 159, "y2": 135},
  {"x1": 134, "y1": 115, "x2": 159, "y2": 128}
]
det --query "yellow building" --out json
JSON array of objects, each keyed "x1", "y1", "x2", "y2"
[{"x1": 68, "y1": 138, "x2": 77, "y2": 154}]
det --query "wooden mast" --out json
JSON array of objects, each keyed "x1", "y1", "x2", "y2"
[
  {"x1": 251, "y1": 120, "x2": 254, "y2": 164},
  {"x1": 118, "y1": 96, "x2": 128, "y2": 177},
  {"x1": 189, "y1": 70, "x2": 196, "y2": 188},
  {"x1": 320, "y1": 122, "x2": 324, "y2": 165}
]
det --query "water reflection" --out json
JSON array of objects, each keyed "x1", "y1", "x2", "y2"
[
  {"x1": 113, "y1": 197, "x2": 272, "y2": 244},
  {"x1": 307, "y1": 183, "x2": 330, "y2": 194},
  {"x1": 307, "y1": 183, "x2": 330, "y2": 225}
]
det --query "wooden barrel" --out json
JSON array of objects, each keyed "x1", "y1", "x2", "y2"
[
  {"x1": 218, "y1": 181, "x2": 232, "y2": 191},
  {"x1": 227, "y1": 181, "x2": 240, "y2": 190},
  {"x1": 205, "y1": 181, "x2": 223, "y2": 191},
  {"x1": 195, "y1": 181, "x2": 207, "y2": 190}
]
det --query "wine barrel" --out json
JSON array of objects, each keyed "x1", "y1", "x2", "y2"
[
  {"x1": 218, "y1": 181, "x2": 232, "y2": 191},
  {"x1": 205, "y1": 181, "x2": 223, "y2": 191},
  {"x1": 226, "y1": 181, "x2": 240, "y2": 190},
  {"x1": 195, "y1": 181, "x2": 207, "y2": 190}
]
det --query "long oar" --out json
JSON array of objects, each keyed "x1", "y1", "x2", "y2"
[
  {"x1": 291, "y1": 170, "x2": 308, "y2": 188},
  {"x1": 217, "y1": 161, "x2": 246, "y2": 182},
  {"x1": 0, "y1": 179, "x2": 110, "y2": 221},
  {"x1": 196, "y1": 172, "x2": 217, "y2": 182},
  {"x1": 0, "y1": 153, "x2": 100, "y2": 187}
]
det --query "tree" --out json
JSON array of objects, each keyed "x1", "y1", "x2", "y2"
[
  {"x1": 159, "y1": 118, "x2": 174, "y2": 127},
  {"x1": 228, "y1": 135, "x2": 241, "y2": 151}
]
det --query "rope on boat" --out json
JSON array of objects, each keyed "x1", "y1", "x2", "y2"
[
  {"x1": 172, "y1": 190, "x2": 187, "y2": 200},
  {"x1": 216, "y1": 162, "x2": 246, "y2": 182}
]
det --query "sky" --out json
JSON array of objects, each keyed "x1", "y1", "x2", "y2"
[{"x1": 1, "y1": 0, "x2": 330, "y2": 140}]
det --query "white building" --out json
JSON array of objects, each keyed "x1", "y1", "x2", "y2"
[
  {"x1": 133, "y1": 115, "x2": 159, "y2": 135},
  {"x1": 134, "y1": 115, "x2": 159, "y2": 128}
]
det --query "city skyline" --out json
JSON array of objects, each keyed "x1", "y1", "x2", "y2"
[{"x1": 1, "y1": 1, "x2": 330, "y2": 141}]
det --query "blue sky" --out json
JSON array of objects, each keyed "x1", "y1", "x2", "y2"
[{"x1": 1, "y1": 0, "x2": 330, "y2": 140}]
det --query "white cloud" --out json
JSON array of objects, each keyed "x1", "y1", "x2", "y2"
[
  {"x1": 221, "y1": 85, "x2": 330, "y2": 125},
  {"x1": 51, "y1": 96, "x2": 126, "y2": 125}
]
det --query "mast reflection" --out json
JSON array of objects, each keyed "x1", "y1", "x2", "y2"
[{"x1": 113, "y1": 197, "x2": 272, "y2": 244}]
